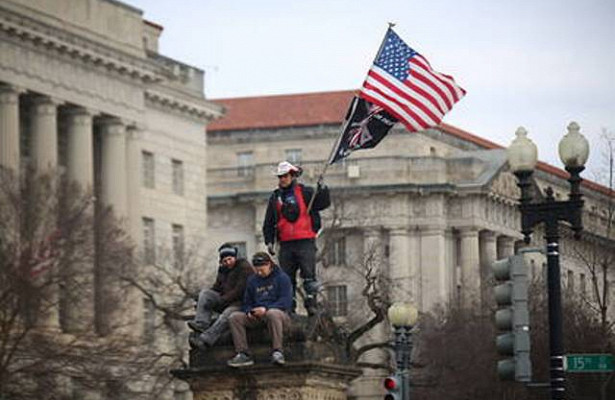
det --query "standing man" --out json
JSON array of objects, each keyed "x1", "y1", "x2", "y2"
[
  {"x1": 188, "y1": 243, "x2": 253, "y2": 349},
  {"x1": 227, "y1": 252, "x2": 292, "y2": 367},
  {"x1": 263, "y1": 161, "x2": 331, "y2": 315}
]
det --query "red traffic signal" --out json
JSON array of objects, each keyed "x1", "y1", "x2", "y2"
[{"x1": 384, "y1": 377, "x2": 398, "y2": 390}]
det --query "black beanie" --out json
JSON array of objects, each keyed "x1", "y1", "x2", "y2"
[{"x1": 218, "y1": 244, "x2": 238, "y2": 260}]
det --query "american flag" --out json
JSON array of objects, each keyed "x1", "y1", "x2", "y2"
[{"x1": 360, "y1": 28, "x2": 466, "y2": 132}]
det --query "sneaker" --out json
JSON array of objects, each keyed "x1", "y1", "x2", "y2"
[
  {"x1": 187, "y1": 320, "x2": 208, "y2": 333},
  {"x1": 271, "y1": 350, "x2": 286, "y2": 365},
  {"x1": 227, "y1": 352, "x2": 254, "y2": 368},
  {"x1": 188, "y1": 334, "x2": 211, "y2": 350}
]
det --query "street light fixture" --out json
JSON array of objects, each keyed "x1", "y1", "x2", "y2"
[
  {"x1": 507, "y1": 122, "x2": 589, "y2": 400},
  {"x1": 387, "y1": 303, "x2": 418, "y2": 400}
]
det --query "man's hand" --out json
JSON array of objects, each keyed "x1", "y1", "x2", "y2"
[
  {"x1": 267, "y1": 243, "x2": 276, "y2": 256},
  {"x1": 249, "y1": 307, "x2": 267, "y2": 319}
]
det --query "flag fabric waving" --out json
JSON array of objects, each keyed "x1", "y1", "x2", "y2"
[
  {"x1": 328, "y1": 96, "x2": 398, "y2": 164},
  {"x1": 360, "y1": 28, "x2": 466, "y2": 133}
]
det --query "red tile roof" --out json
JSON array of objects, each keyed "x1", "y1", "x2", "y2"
[
  {"x1": 208, "y1": 90, "x2": 357, "y2": 131},
  {"x1": 208, "y1": 91, "x2": 613, "y2": 197}
]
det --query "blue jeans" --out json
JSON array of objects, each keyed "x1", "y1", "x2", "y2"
[{"x1": 195, "y1": 289, "x2": 240, "y2": 346}]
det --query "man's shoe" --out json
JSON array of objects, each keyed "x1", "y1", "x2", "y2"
[
  {"x1": 187, "y1": 320, "x2": 208, "y2": 333},
  {"x1": 227, "y1": 352, "x2": 254, "y2": 368},
  {"x1": 188, "y1": 335, "x2": 209, "y2": 350},
  {"x1": 271, "y1": 350, "x2": 286, "y2": 365}
]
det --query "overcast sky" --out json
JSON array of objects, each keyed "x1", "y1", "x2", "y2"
[{"x1": 126, "y1": 0, "x2": 615, "y2": 177}]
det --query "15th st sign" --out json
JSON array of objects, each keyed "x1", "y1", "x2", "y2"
[{"x1": 565, "y1": 354, "x2": 614, "y2": 373}]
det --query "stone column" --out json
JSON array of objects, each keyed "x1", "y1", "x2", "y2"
[
  {"x1": 254, "y1": 199, "x2": 268, "y2": 252},
  {"x1": 59, "y1": 107, "x2": 95, "y2": 333},
  {"x1": 388, "y1": 227, "x2": 412, "y2": 303},
  {"x1": 30, "y1": 96, "x2": 60, "y2": 172},
  {"x1": 459, "y1": 227, "x2": 481, "y2": 308},
  {"x1": 66, "y1": 107, "x2": 94, "y2": 188},
  {"x1": 479, "y1": 230, "x2": 498, "y2": 306},
  {"x1": 419, "y1": 226, "x2": 448, "y2": 311},
  {"x1": 0, "y1": 84, "x2": 22, "y2": 171},
  {"x1": 408, "y1": 228, "x2": 421, "y2": 305},
  {"x1": 123, "y1": 125, "x2": 143, "y2": 338},
  {"x1": 97, "y1": 118, "x2": 128, "y2": 335},
  {"x1": 360, "y1": 227, "x2": 387, "y2": 396},
  {"x1": 497, "y1": 235, "x2": 516, "y2": 259},
  {"x1": 126, "y1": 125, "x2": 142, "y2": 241},
  {"x1": 100, "y1": 118, "x2": 128, "y2": 217}
]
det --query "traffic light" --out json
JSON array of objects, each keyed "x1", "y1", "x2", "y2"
[
  {"x1": 383, "y1": 373, "x2": 401, "y2": 400},
  {"x1": 492, "y1": 254, "x2": 532, "y2": 382}
]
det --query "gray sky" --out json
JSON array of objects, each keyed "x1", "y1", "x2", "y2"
[{"x1": 126, "y1": 0, "x2": 615, "y2": 177}]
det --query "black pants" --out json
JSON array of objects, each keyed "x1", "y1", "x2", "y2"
[{"x1": 279, "y1": 238, "x2": 317, "y2": 310}]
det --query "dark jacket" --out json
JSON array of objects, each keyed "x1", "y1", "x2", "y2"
[
  {"x1": 262, "y1": 181, "x2": 331, "y2": 245},
  {"x1": 241, "y1": 266, "x2": 293, "y2": 313},
  {"x1": 211, "y1": 258, "x2": 253, "y2": 309}
]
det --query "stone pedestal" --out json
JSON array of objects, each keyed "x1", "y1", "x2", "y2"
[
  {"x1": 174, "y1": 318, "x2": 361, "y2": 400},
  {"x1": 177, "y1": 362, "x2": 361, "y2": 400}
]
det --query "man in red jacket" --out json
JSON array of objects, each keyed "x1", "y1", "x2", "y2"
[
  {"x1": 262, "y1": 161, "x2": 330, "y2": 315},
  {"x1": 188, "y1": 243, "x2": 253, "y2": 348}
]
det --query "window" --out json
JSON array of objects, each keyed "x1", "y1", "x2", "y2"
[
  {"x1": 142, "y1": 217, "x2": 155, "y2": 264},
  {"x1": 237, "y1": 151, "x2": 254, "y2": 177},
  {"x1": 327, "y1": 237, "x2": 346, "y2": 266},
  {"x1": 567, "y1": 270, "x2": 574, "y2": 292},
  {"x1": 227, "y1": 241, "x2": 247, "y2": 258},
  {"x1": 142, "y1": 151, "x2": 155, "y2": 188},
  {"x1": 143, "y1": 298, "x2": 156, "y2": 345},
  {"x1": 172, "y1": 159, "x2": 184, "y2": 195},
  {"x1": 172, "y1": 224, "x2": 184, "y2": 268},
  {"x1": 285, "y1": 148, "x2": 302, "y2": 164},
  {"x1": 326, "y1": 285, "x2": 348, "y2": 317},
  {"x1": 580, "y1": 273, "x2": 586, "y2": 296}
]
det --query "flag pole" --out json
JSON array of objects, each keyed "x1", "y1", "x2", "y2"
[{"x1": 306, "y1": 23, "x2": 395, "y2": 214}]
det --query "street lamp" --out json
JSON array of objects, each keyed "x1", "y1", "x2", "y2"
[
  {"x1": 387, "y1": 303, "x2": 419, "y2": 400},
  {"x1": 507, "y1": 122, "x2": 589, "y2": 400}
]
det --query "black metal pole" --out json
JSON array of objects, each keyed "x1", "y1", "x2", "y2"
[
  {"x1": 394, "y1": 326, "x2": 412, "y2": 400},
  {"x1": 545, "y1": 221, "x2": 565, "y2": 400}
]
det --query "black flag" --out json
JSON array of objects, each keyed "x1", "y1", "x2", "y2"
[{"x1": 328, "y1": 96, "x2": 398, "y2": 165}]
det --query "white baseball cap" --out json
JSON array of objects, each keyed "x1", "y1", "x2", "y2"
[{"x1": 275, "y1": 161, "x2": 300, "y2": 176}]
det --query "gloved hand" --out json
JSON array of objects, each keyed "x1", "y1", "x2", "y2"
[
  {"x1": 317, "y1": 176, "x2": 326, "y2": 191},
  {"x1": 267, "y1": 243, "x2": 276, "y2": 256}
]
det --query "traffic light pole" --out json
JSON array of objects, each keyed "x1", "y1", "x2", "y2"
[
  {"x1": 514, "y1": 167, "x2": 585, "y2": 400},
  {"x1": 392, "y1": 326, "x2": 413, "y2": 400}
]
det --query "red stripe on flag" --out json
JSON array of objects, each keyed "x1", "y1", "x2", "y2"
[
  {"x1": 361, "y1": 84, "x2": 430, "y2": 131},
  {"x1": 411, "y1": 56, "x2": 463, "y2": 103},
  {"x1": 367, "y1": 70, "x2": 442, "y2": 124},
  {"x1": 408, "y1": 69, "x2": 453, "y2": 110}
]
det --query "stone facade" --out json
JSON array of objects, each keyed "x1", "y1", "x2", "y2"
[
  {"x1": 206, "y1": 92, "x2": 615, "y2": 400},
  {"x1": 0, "y1": 0, "x2": 221, "y2": 398}
]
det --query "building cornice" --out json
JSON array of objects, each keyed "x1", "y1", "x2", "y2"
[
  {"x1": 145, "y1": 89, "x2": 223, "y2": 122},
  {"x1": 0, "y1": 5, "x2": 161, "y2": 83}
]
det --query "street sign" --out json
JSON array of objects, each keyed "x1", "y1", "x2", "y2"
[{"x1": 565, "y1": 354, "x2": 614, "y2": 373}]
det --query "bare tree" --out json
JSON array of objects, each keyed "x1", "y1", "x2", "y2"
[
  {"x1": 314, "y1": 190, "x2": 400, "y2": 370},
  {"x1": 570, "y1": 131, "x2": 615, "y2": 344},
  {"x1": 0, "y1": 168, "x2": 173, "y2": 399},
  {"x1": 412, "y1": 276, "x2": 615, "y2": 400}
]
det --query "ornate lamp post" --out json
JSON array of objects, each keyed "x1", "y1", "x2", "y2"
[
  {"x1": 388, "y1": 303, "x2": 419, "y2": 400},
  {"x1": 507, "y1": 123, "x2": 589, "y2": 400}
]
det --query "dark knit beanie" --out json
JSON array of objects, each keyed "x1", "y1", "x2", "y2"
[
  {"x1": 252, "y1": 251, "x2": 273, "y2": 266},
  {"x1": 218, "y1": 243, "x2": 238, "y2": 260}
]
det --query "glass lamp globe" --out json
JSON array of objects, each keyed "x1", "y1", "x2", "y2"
[
  {"x1": 558, "y1": 121, "x2": 589, "y2": 168},
  {"x1": 388, "y1": 303, "x2": 418, "y2": 327},
  {"x1": 507, "y1": 127, "x2": 538, "y2": 173}
]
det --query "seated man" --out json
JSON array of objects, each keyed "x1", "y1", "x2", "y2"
[
  {"x1": 188, "y1": 243, "x2": 253, "y2": 349},
  {"x1": 227, "y1": 252, "x2": 292, "y2": 367}
]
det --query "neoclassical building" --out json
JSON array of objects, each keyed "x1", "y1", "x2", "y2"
[
  {"x1": 206, "y1": 90, "x2": 615, "y2": 399},
  {"x1": 0, "y1": 0, "x2": 220, "y2": 397}
]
